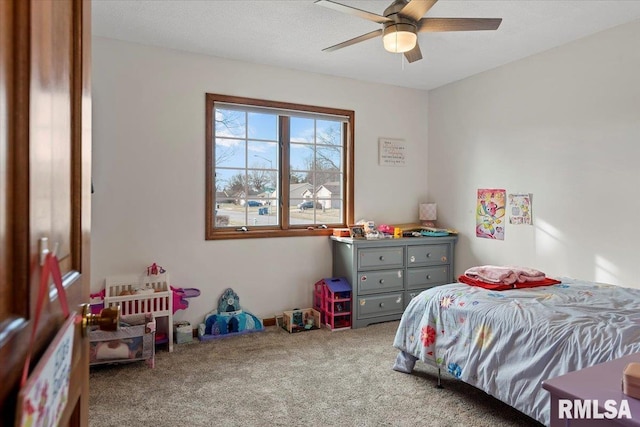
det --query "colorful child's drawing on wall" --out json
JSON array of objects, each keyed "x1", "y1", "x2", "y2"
[
  {"x1": 508, "y1": 193, "x2": 532, "y2": 225},
  {"x1": 476, "y1": 189, "x2": 506, "y2": 240}
]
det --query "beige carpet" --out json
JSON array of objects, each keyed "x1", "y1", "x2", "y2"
[{"x1": 89, "y1": 321, "x2": 542, "y2": 427}]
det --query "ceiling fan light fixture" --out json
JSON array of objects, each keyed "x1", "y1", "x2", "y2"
[{"x1": 382, "y1": 23, "x2": 417, "y2": 53}]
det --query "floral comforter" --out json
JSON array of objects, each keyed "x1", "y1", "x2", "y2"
[{"x1": 393, "y1": 278, "x2": 640, "y2": 426}]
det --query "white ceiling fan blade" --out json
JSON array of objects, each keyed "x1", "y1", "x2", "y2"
[
  {"x1": 417, "y1": 18, "x2": 502, "y2": 32},
  {"x1": 404, "y1": 42, "x2": 422, "y2": 63},
  {"x1": 315, "y1": 0, "x2": 392, "y2": 24},
  {"x1": 322, "y1": 29, "x2": 384, "y2": 52},
  {"x1": 399, "y1": 0, "x2": 438, "y2": 22}
]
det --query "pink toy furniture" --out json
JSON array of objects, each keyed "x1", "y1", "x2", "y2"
[
  {"x1": 104, "y1": 274, "x2": 174, "y2": 352},
  {"x1": 314, "y1": 277, "x2": 352, "y2": 331},
  {"x1": 171, "y1": 286, "x2": 201, "y2": 313},
  {"x1": 92, "y1": 272, "x2": 201, "y2": 352}
]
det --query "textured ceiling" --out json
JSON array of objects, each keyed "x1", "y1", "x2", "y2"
[{"x1": 92, "y1": 0, "x2": 640, "y2": 91}]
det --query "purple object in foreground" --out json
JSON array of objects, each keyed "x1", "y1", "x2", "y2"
[{"x1": 543, "y1": 353, "x2": 640, "y2": 426}]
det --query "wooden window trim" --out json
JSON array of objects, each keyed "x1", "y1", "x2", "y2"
[{"x1": 205, "y1": 93, "x2": 354, "y2": 240}]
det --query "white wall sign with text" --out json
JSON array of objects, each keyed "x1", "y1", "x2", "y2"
[{"x1": 378, "y1": 138, "x2": 406, "y2": 167}]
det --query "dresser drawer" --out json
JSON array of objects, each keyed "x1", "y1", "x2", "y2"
[
  {"x1": 407, "y1": 266, "x2": 449, "y2": 289},
  {"x1": 358, "y1": 247, "x2": 404, "y2": 270},
  {"x1": 357, "y1": 270, "x2": 404, "y2": 295},
  {"x1": 407, "y1": 244, "x2": 449, "y2": 267},
  {"x1": 357, "y1": 293, "x2": 404, "y2": 318}
]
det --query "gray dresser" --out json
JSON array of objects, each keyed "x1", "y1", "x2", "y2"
[{"x1": 330, "y1": 235, "x2": 457, "y2": 329}]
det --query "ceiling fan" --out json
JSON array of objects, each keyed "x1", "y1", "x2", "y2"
[{"x1": 315, "y1": 0, "x2": 502, "y2": 63}]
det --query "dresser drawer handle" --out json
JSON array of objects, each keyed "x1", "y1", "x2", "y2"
[
  {"x1": 379, "y1": 256, "x2": 384, "y2": 261},
  {"x1": 379, "y1": 302, "x2": 385, "y2": 308},
  {"x1": 442, "y1": 256, "x2": 447, "y2": 262},
  {"x1": 426, "y1": 253, "x2": 431, "y2": 258},
  {"x1": 379, "y1": 279, "x2": 384, "y2": 284},
  {"x1": 426, "y1": 275, "x2": 431, "y2": 280}
]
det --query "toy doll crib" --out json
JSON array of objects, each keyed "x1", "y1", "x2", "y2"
[{"x1": 104, "y1": 274, "x2": 174, "y2": 352}]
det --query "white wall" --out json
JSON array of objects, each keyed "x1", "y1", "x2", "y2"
[
  {"x1": 428, "y1": 20, "x2": 640, "y2": 287},
  {"x1": 91, "y1": 37, "x2": 430, "y2": 326}
]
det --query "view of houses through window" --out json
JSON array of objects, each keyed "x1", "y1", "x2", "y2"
[{"x1": 206, "y1": 94, "x2": 354, "y2": 239}]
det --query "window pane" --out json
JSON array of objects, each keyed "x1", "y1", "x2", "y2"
[
  {"x1": 317, "y1": 173, "x2": 343, "y2": 225},
  {"x1": 248, "y1": 141, "x2": 278, "y2": 211},
  {"x1": 214, "y1": 168, "x2": 244, "y2": 196},
  {"x1": 288, "y1": 182, "x2": 312, "y2": 208},
  {"x1": 316, "y1": 120, "x2": 342, "y2": 146},
  {"x1": 215, "y1": 108, "x2": 245, "y2": 138},
  {"x1": 245, "y1": 199, "x2": 276, "y2": 227},
  {"x1": 248, "y1": 141, "x2": 278, "y2": 171},
  {"x1": 214, "y1": 168, "x2": 245, "y2": 228},
  {"x1": 316, "y1": 146, "x2": 342, "y2": 172},
  {"x1": 288, "y1": 117, "x2": 341, "y2": 227},
  {"x1": 247, "y1": 168, "x2": 277, "y2": 201},
  {"x1": 214, "y1": 166, "x2": 280, "y2": 228},
  {"x1": 290, "y1": 198, "x2": 325, "y2": 226},
  {"x1": 215, "y1": 138, "x2": 245, "y2": 168},
  {"x1": 214, "y1": 164, "x2": 282, "y2": 227},
  {"x1": 290, "y1": 142, "x2": 313, "y2": 172},
  {"x1": 290, "y1": 117, "x2": 314, "y2": 143},
  {"x1": 318, "y1": 203, "x2": 342, "y2": 225},
  {"x1": 317, "y1": 173, "x2": 342, "y2": 202},
  {"x1": 248, "y1": 112, "x2": 277, "y2": 140}
]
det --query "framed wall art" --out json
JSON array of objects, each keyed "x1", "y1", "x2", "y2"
[{"x1": 378, "y1": 138, "x2": 406, "y2": 167}]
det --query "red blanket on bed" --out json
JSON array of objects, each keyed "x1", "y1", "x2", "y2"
[{"x1": 458, "y1": 274, "x2": 561, "y2": 290}]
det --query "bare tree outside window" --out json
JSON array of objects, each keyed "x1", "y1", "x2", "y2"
[{"x1": 214, "y1": 109, "x2": 243, "y2": 168}]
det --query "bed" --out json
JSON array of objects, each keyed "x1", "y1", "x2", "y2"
[{"x1": 392, "y1": 277, "x2": 640, "y2": 426}]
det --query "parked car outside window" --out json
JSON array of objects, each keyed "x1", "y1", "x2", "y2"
[
  {"x1": 298, "y1": 200, "x2": 322, "y2": 211},
  {"x1": 246, "y1": 200, "x2": 261, "y2": 207}
]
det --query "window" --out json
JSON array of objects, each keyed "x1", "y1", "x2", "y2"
[{"x1": 206, "y1": 94, "x2": 354, "y2": 239}]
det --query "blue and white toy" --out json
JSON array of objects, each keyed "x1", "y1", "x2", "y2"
[{"x1": 198, "y1": 288, "x2": 263, "y2": 341}]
